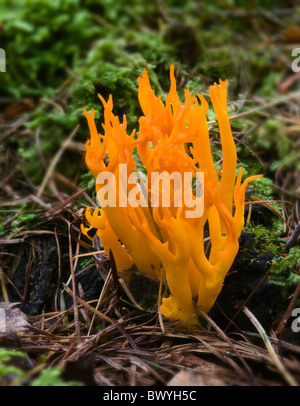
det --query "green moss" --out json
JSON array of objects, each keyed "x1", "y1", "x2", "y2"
[
  {"x1": 0, "y1": 348, "x2": 82, "y2": 386},
  {"x1": 0, "y1": 349, "x2": 26, "y2": 383},
  {"x1": 0, "y1": 0, "x2": 103, "y2": 98},
  {"x1": 244, "y1": 223, "x2": 283, "y2": 258},
  {"x1": 31, "y1": 367, "x2": 83, "y2": 386},
  {"x1": 243, "y1": 176, "x2": 285, "y2": 236},
  {"x1": 268, "y1": 247, "x2": 300, "y2": 297}
]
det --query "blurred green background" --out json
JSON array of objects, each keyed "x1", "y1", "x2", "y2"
[{"x1": 1, "y1": 0, "x2": 299, "y2": 183}]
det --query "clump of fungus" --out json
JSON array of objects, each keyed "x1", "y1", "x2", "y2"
[{"x1": 81, "y1": 65, "x2": 262, "y2": 326}]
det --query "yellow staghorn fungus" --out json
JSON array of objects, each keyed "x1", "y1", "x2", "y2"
[{"x1": 81, "y1": 65, "x2": 262, "y2": 326}]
